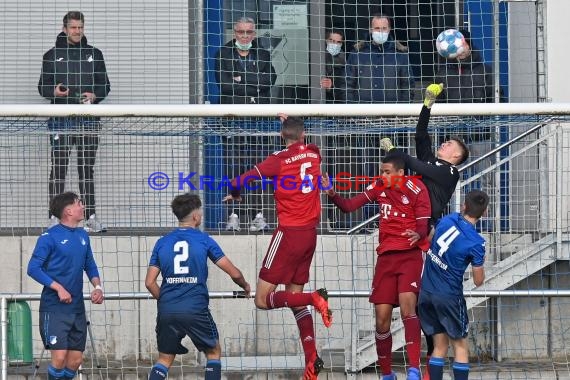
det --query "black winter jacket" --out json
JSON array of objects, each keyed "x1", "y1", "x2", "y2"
[
  {"x1": 38, "y1": 32, "x2": 110, "y2": 104},
  {"x1": 324, "y1": 52, "x2": 347, "y2": 103},
  {"x1": 434, "y1": 50, "x2": 493, "y2": 103},
  {"x1": 215, "y1": 40, "x2": 276, "y2": 104}
]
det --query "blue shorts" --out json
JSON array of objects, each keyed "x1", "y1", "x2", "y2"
[
  {"x1": 39, "y1": 312, "x2": 87, "y2": 351},
  {"x1": 418, "y1": 290, "x2": 468, "y2": 340},
  {"x1": 156, "y1": 310, "x2": 219, "y2": 354}
]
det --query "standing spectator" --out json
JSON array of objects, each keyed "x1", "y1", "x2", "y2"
[
  {"x1": 224, "y1": 115, "x2": 332, "y2": 380},
  {"x1": 146, "y1": 194, "x2": 250, "y2": 380},
  {"x1": 323, "y1": 155, "x2": 431, "y2": 380},
  {"x1": 38, "y1": 11, "x2": 111, "y2": 232},
  {"x1": 320, "y1": 29, "x2": 349, "y2": 229},
  {"x1": 216, "y1": 17, "x2": 277, "y2": 231},
  {"x1": 215, "y1": 17, "x2": 276, "y2": 105},
  {"x1": 418, "y1": 190, "x2": 489, "y2": 380},
  {"x1": 434, "y1": 29, "x2": 494, "y2": 103},
  {"x1": 27, "y1": 192, "x2": 104, "y2": 380},
  {"x1": 344, "y1": 13, "x2": 415, "y2": 222},
  {"x1": 320, "y1": 29, "x2": 347, "y2": 104},
  {"x1": 345, "y1": 13, "x2": 414, "y2": 103}
]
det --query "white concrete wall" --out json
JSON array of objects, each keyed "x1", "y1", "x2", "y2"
[
  {"x1": 3, "y1": 234, "x2": 357, "y2": 361},
  {"x1": 4, "y1": 233, "x2": 570, "y2": 365}
]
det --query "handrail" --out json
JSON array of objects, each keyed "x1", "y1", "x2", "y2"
[{"x1": 458, "y1": 117, "x2": 554, "y2": 172}]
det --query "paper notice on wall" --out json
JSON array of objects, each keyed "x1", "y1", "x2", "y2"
[{"x1": 273, "y1": 4, "x2": 307, "y2": 30}]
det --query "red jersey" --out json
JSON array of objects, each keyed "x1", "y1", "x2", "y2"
[
  {"x1": 330, "y1": 177, "x2": 431, "y2": 254},
  {"x1": 232, "y1": 142, "x2": 322, "y2": 228}
]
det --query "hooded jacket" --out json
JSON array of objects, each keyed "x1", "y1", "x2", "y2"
[
  {"x1": 345, "y1": 38, "x2": 414, "y2": 103},
  {"x1": 38, "y1": 32, "x2": 110, "y2": 104},
  {"x1": 434, "y1": 50, "x2": 493, "y2": 103},
  {"x1": 215, "y1": 39, "x2": 276, "y2": 104}
]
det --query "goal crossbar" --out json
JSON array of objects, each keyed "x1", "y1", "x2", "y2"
[{"x1": 1, "y1": 103, "x2": 570, "y2": 117}]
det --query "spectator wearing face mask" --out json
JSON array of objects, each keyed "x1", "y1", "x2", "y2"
[
  {"x1": 345, "y1": 13, "x2": 414, "y2": 103},
  {"x1": 320, "y1": 29, "x2": 347, "y2": 104},
  {"x1": 215, "y1": 17, "x2": 276, "y2": 104}
]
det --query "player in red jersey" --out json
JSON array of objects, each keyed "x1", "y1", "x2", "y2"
[
  {"x1": 224, "y1": 115, "x2": 332, "y2": 380},
  {"x1": 323, "y1": 155, "x2": 431, "y2": 380}
]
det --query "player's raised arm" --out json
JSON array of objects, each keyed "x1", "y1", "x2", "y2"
[{"x1": 415, "y1": 83, "x2": 444, "y2": 162}]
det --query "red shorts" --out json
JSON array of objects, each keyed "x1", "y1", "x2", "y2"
[
  {"x1": 259, "y1": 225, "x2": 317, "y2": 286},
  {"x1": 369, "y1": 248, "x2": 423, "y2": 305}
]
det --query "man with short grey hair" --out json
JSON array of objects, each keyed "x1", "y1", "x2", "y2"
[{"x1": 215, "y1": 17, "x2": 276, "y2": 104}]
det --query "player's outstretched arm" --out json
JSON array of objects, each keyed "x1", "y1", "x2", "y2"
[
  {"x1": 415, "y1": 84, "x2": 443, "y2": 162},
  {"x1": 325, "y1": 176, "x2": 380, "y2": 213},
  {"x1": 423, "y1": 83, "x2": 444, "y2": 109},
  {"x1": 320, "y1": 173, "x2": 335, "y2": 196},
  {"x1": 216, "y1": 257, "x2": 251, "y2": 298}
]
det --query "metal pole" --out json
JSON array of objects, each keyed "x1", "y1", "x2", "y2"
[
  {"x1": 196, "y1": 0, "x2": 205, "y2": 105},
  {"x1": 1, "y1": 297, "x2": 7, "y2": 380},
  {"x1": 556, "y1": 128, "x2": 562, "y2": 259}
]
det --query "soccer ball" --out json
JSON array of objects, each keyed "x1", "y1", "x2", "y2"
[{"x1": 436, "y1": 29, "x2": 466, "y2": 59}]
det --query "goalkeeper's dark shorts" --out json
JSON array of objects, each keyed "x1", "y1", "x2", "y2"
[
  {"x1": 156, "y1": 309, "x2": 219, "y2": 354},
  {"x1": 39, "y1": 311, "x2": 87, "y2": 351}
]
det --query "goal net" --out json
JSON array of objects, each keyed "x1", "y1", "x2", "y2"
[
  {"x1": 1, "y1": 0, "x2": 567, "y2": 378},
  {"x1": 1, "y1": 105, "x2": 570, "y2": 379}
]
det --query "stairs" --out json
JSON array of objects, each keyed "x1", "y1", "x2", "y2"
[{"x1": 322, "y1": 233, "x2": 561, "y2": 372}]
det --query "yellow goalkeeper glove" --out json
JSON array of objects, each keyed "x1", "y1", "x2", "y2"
[
  {"x1": 423, "y1": 83, "x2": 444, "y2": 108},
  {"x1": 379, "y1": 137, "x2": 395, "y2": 152}
]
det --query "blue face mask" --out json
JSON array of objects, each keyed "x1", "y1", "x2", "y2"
[
  {"x1": 235, "y1": 41, "x2": 252, "y2": 51},
  {"x1": 372, "y1": 31, "x2": 389, "y2": 45},
  {"x1": 326, "y1": 43, "x2": 342, "y2": 56}
]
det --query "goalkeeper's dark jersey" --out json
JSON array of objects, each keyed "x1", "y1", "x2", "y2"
[
  {"x1": 391, "y1": 106, "x2": 460, "y2": 222},
  {"x1": 149, "y1": 228, "x2": 225, "y2": 313}
]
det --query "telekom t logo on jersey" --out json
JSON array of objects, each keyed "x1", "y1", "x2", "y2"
[{"x1": 380, "y1": 203, "x2": 392, "y2": 219}]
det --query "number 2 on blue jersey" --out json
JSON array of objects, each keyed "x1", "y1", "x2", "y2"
[{"x1": 173, "y1": 241, "x2": 189, "y2": 274}]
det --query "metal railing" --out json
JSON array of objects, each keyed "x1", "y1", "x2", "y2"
[{"x1": 2, "y1": 289, "x2": 570, "y2": 380}]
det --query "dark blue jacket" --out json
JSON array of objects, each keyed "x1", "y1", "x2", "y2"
[{"x1": 346, "y1": 39, "x2": 414, "y2": 103}]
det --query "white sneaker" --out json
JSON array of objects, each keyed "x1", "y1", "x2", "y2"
[
  {"x1": 84, "y1": 214, "x2": 107, "y2": 233},
  {"x1": 250, "y1": 212, "x2": 269, "y2": 232},
  {"x1": 48, "y1": 216, "x2": 59, "y2": 229},
  {"x1": 225, "y1": 213, "x2": 241, "y2": 231}
]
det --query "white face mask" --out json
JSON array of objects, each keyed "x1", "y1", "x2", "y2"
[
  {"x1": 235, "y1": 40, "x2": 252, "y2": 51},
  {"x1": 372, "y1": 31, "x2": 389, "y2": 45},
  {"x1": 326, "y1": 43, "x2": 342, "y2": 56}
]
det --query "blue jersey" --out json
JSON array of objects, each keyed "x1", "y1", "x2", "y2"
[
  {"x1": 421, "y1": 213, "x2": 485, "y2": 296},
  {"x1": 27, "y1": 224, "x2": 99, "y2": 313},
  {"x1": 149, "y1": 228, "x2": 225, "y2": 313}
]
